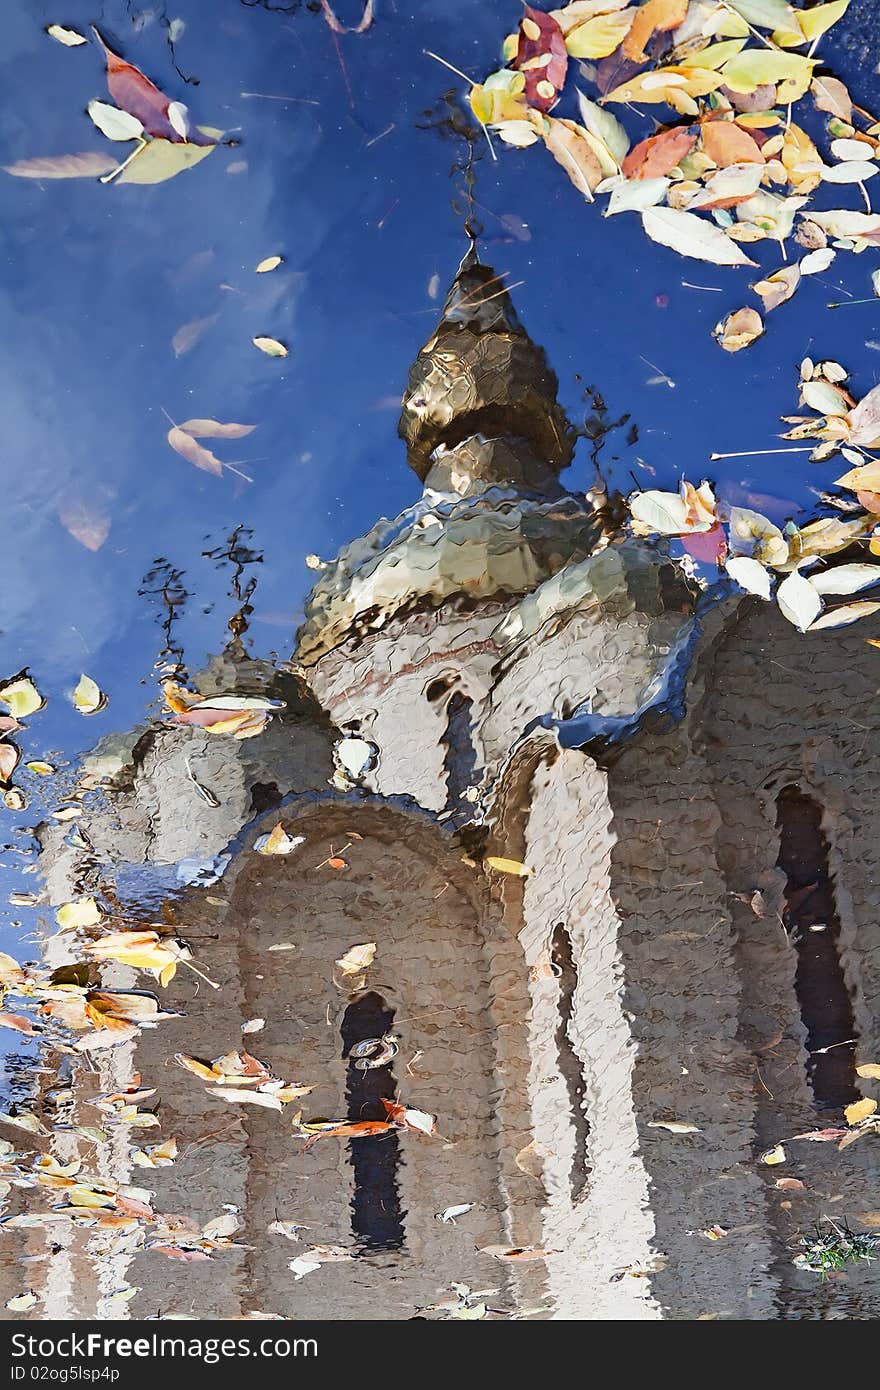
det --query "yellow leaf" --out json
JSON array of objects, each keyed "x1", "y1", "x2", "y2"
[
  {"x1": 25, "y1": 761, "x2": 54, "y2": 776},
  {"x1": 252, "y1": 336, "x2": 288, "y2": 358},
  {"x1": 335, "y1": 942, "x2": 376, "y2": 975},
  {"x1": 720, "y1": 49, "x2": 815, "y2": 100},
  {"x1": 0, "y1": 675, "x2": 44, "y2": 719},
  {"x1": 565, "y1": 9, "x2": 635, "y2": 59},
  {"x1": 485, "y1": 856, "x2": 533, "y2": 877},
  {"x1": 798, "y1": 0, "x2": 850, "y2": 44},
  {"x1": 845, "y1": 1097, "x2": 878, "y2": 1126},
  {"x1": 73, "y1": 674, "x2": 106, "y2": 714},
  {"x1": 469, "y1": 69, "x2": 527, "y2": 125},
  {"x1": 714, "y1": 306, "x2": 764, "y2": 352},
  {"x1": 256, "y1": 256, "x2": 283, "y2": 273},
  {"x1": 111, "y1": 135, "x2": 218, "y2": 185},
  {"x1": 603, "y1": 66, "x2": 724, "y2": 105},
  {"x1": 56, "y1": 897, "x2": 102, "y2": 930},
  {"x1": 836, "y1": 462, "x2": 880, "y2": 491},
  {"x1": 856, "y1": 1063, "x2": 880, "y2": 1079},
  {"x1": 761, "y1": 1144, "x2": 786, "y2": 1165}
]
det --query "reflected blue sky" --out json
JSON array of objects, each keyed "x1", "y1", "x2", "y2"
[{"x1": 1, "y1": 0, "x2": 879, "y2": 957}]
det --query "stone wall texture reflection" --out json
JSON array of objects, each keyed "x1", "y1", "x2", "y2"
[{"x1": 4, "y1": 256, "x2": 880, "y2": 1320}]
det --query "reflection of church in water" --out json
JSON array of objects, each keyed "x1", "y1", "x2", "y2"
[{"x1": 16, "y1": 253, "x2": 880, "y2": 1320}]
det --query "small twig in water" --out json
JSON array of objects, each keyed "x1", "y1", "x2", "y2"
[{"x1": 709, "y1": 447, "x2": 814, "y2": 460}]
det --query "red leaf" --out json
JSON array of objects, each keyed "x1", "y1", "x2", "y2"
[
  {"x1": 511, "y1": 7, "x2": 568, "y2": 113},
  {"x1": 91, "y1": 26, "x2": 180, "y2": 142},
  {"x1": 681, "y1": 525, "x2": 728, "y2": 566},
  {"x1": 150, "y1": 1245, "x2": 212, "y2": 1261},
  {"x1": 622, "y1": 126, "x2": 697, "y2": 180}
]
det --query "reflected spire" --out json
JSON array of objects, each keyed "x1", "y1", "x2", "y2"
[{"x1": 398, "y1": 247, "x2": 575, "y2": 495}]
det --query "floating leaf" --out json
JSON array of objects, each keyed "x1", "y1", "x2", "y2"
[
  {"x1": 822, "y1": 160, "x2": 878, "y2": 184},
  {"x1": 642, "y1": 207, "x2": 756, "y2": 266},
  {"x1": 479, "y1": 1245, "x2": 561, "y2": 1260},
  {"x1": 845, "y1": 1097, "x2": 878, "y2": 1126},
  {"x1": 111, "y1": 136, "x2": 218, "y2": 185},
  {"x1": 257, "y1": 824, "x2": 304, "y2": 856},
  {"x1": 166, "y1": 426, "x2": 223, "y2": 476},
  {"x1": 800, "y1": 247, "x2": 836, "y2": 274},
  {"x1": 319, "y1": 0, "x2": 373, "y2": 34},
  {"x1": 207, "y1": 1088, "x2": 283, "y2": 1111},
  {"x1": 564, "y1": 10, "x2": 635, "y2": 59},
  {"x1": 808, "y1": 601, "x2": 880, "y2": 630},
  {"x1": 621, "y1": 126, "x2": 697, "y2": 181},
  {"x1": 623, "y1": 0, "x2": 688, "y2": 63},
  {"x1": 92, "y1": 26, "x2": 181, "y2": 141},
  {"x1": 542, "y1": 118, "x2": 602, "y2": 199},
  {"x1": 715, "y1": 306, "x2": 764, "y2": 351},
  {"x1": 484, "y1": 855, "x2": 534, "y2": 877},
  {"x1": 798, "y1": 0, "x2": 851, "y2": 44},
  {"x1": 809, "y1": 565, "x2": 880, "y2": 596},
  {"x1": 811, "y1": 75, "x2": 852, "y2": 121},
  {"x1": 6, "y1": 1293, "x2": 37, "y2": 1311},
  {"x1": 725, "y1": 555, "x2": 772, "y2": 599},
  {"x1": 576, "y1": 90, "x2": 629, "y2": 165},
  {"x1": 56, "y1": 896, "x2": 102, "y2": 930},
  {"x1": 775, "y1": 1177, "x2": 806, "y2": 1191},
  {"x1": 604, "y1": 175, "x2": 669, "y2": 215},
  {"x1": 86, "y1": 100, "x2": 144, "y2": 142},
  {"x1": 73, "y1": 674, "x2": 106, "y2": 715},
  {"x1": 437, "y1": 1203, "x2": 475, "y2": 1223},
  {"x1": 0, "y1": 675, "x2": 44, "y2": 719},
  {"x1": 700, "y1": 119, "x2": 764, "y2": 167},
  {"x1": 47, "y1": 24, "x2": 87, "y2": 46},
  {"x1": 777, "y1": 571, "x2": 823, "y2": 630},
  {"x1": 256, "y1": 256, "x2": 283, "y2": 273},
  {"x1": 856, "y1": 1063, "x2": 880, "y2": 1080},
  {"x1": 252, "y1": 336, "x2": 288, "y2": 358},
  {"x1": 335, "y1": 942, "x2": 376, "y2": 975},
  {"x1": 4, "y1": 151, "x2": 119, "y2": 180},
  {"x1": 761, "y1": 1144, "x2": 786, "y2": 1165},
  {"x1": 0, "y1": 744, "x2": 20, "y2": 787},
  {"x1": 647, "y1": 1119, "x2": 701, "y2": 1134},
  {"x1": 752, "y1": 264, "x2": 800, "y2": 311},
  {"x1": 176, "y1": 419, "x2": 256, "y2": 440}
]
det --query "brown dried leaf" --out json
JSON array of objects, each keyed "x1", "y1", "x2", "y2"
[{"x1": 4, "y1": 152, "x2": 119, "y2": 180}]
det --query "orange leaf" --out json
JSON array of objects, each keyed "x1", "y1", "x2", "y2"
[
  {"x1": 701, "y1": 120, "x2": 764, "y2": 168},
  {"x1": 300, "y1": 1120, "x2": 394, "y2": 1151},
  {"x1": 623, "y1": 0, "x2": 689, "y2": 63},
  {"x1": 0, "y1": 1012, "x2": 36, "y2": 1036},
  {"x1": 622, "y1": 125, "x2": 697, "y2": 180}
]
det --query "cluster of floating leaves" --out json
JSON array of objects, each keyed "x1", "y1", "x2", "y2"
[
  {"x1": 627, "y1": 359, "x2": 880, "y2": 633},
  {"x1": 465, "y1": 0, "x2": 878, "y2": 345},
  {"x1": 0, "y1": 671, "x2": 106, "y2": 810},
  {"x1": 5, "y1": 26, "x2": 222, "y2": 187}
]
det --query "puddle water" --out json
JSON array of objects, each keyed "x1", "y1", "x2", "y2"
[{"x1": 2, "y1": 0, "x2": 880, "y2": 1321}]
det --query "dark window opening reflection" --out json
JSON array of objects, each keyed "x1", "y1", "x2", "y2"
[
  {"x1": 776, "y1": 787, "x2": 859, "y2": 1111},
  {"x1": 341, "y1": 991, "x2": 405, "y2": 1251},
  {"x1": 551, "y1": 925, "x2": 591, "y2": 1201}
]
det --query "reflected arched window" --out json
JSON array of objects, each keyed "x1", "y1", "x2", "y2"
[
  {"x1": 340, "y1": 991, "x2": 405, "y2": 1251},
  {"x1": 776, "y1": 787, "x2": 859, "y2": 1111},
  {"x1": 551, "y1": 925, "x2": 590, "y2": 1201}
]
